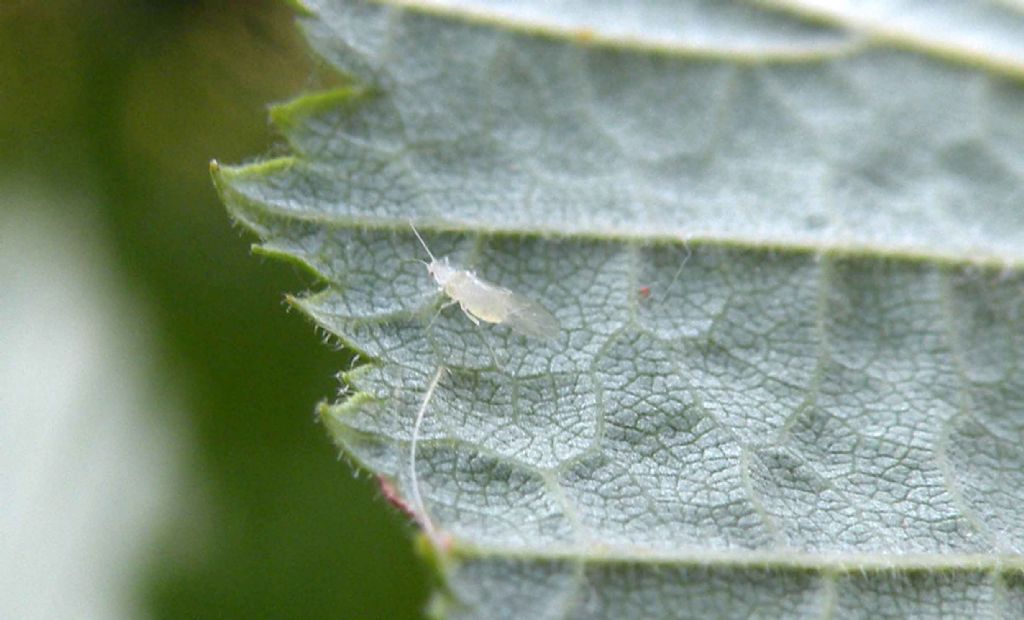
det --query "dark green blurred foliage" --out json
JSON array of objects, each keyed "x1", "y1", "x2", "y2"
[{"x1": 0, "y1": 1, "x2": 427, "y2": 617}]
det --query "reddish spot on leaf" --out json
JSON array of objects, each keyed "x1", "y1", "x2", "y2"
[
  {"x1": 638, "y1": 286, "x2": 651, "y2": 299},
  {"x1": 377, "y1": 474, "x2": 415, "y2": 520}
]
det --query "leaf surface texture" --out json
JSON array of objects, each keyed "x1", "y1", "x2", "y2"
[{"x1": 214, "y1": 1, "x2": 1024, "y2": 617}]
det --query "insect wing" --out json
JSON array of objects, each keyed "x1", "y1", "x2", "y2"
[{"x1": 501, "y1": 292, "x2": 561, "y2": 340}]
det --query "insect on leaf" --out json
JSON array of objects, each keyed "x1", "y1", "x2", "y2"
[{"x1": 411, "y1": 221, "x2": 561, "y2": 339}]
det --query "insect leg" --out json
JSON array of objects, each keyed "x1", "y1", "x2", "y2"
[
  {"x1": 424, "y1": 298, "x2": 459, "y2": 332},
  {"x1": 459, "y1": 302, "x2": 481, "y2": 325}
]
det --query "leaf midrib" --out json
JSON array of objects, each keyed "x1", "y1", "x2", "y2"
[
  {"x1": 216, "y1": 183, "x2": 1023, "y2": 274},
  {"x1": 442, "y1": 543, "x2": 1024, "y2": 573},
  {"x1": 324, "y1": 0, "x2": 1024, "y2": 79}
]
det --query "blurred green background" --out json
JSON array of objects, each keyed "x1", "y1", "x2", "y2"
[{"x1": 1, "y1": 1, "x2": 427, "y2": 617}]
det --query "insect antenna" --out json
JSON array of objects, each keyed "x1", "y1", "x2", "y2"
[
  {"x1": 408, "y1": 365, "x2": 447, "y2": 545},
  {"x1": 408, "y1": 221, "x2": 437, "y2": 263},
  {"x1": 663, "y1": 236, "x2": 693, "y2": 299}
]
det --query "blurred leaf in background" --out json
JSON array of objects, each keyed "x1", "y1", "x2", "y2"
[
  {"x1": 0, "y1": 1, "x2": 427, "y2": 618},
  {"x1": 1, "y1": 186, "x2": 187, "y2": 620}
]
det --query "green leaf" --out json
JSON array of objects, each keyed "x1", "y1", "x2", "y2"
[{"x1": 213, "y1": 1, "x2": 1024, "y2": 617}]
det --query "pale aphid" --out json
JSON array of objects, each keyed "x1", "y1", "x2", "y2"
[{"x1": 409, "y1": 223, "x2": 560, "y2": 340}]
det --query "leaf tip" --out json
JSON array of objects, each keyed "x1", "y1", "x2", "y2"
[
  {"x1": 208, "y1": 158, "x2": 247, "y2": 196},
  {"x1": 269, "y1": 86, "x2": 370, "y2": 135},
  {"x1": 282, "y1": 0, "x2": 315, "y2": 18},
  {"x1": 208, "y1": 158, "x2": 224, "y2": 190}
]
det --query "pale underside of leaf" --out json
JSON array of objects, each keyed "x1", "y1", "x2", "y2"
[{"x1": 213, "y1": 0, "x2": 1024, "y2": 617}]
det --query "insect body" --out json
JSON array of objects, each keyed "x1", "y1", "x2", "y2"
[{"x1": 410, "y1": 223, "x2": 560, "y2": 340}]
